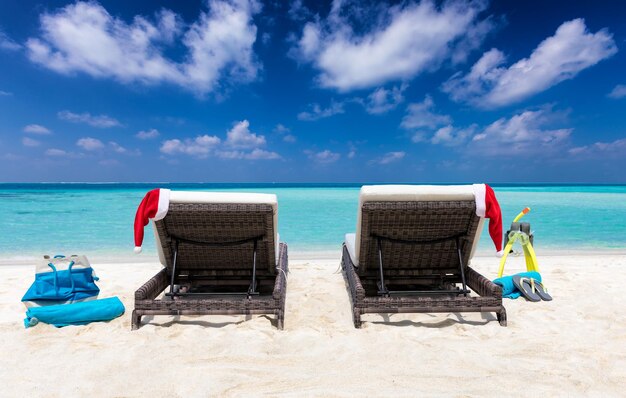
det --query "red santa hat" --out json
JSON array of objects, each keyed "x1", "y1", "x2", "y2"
[
  {"x1": 473, "y1": 184, "x2": 503, "y2": 257},
  {"x1": 133, "y1": 189, "x2": 171, "y2": 253}
]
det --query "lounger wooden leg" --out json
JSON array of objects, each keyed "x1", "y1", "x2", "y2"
[
  {"x1": 277, "y1": 309, "x2": 284, "y2": 330},
  {"x1": 353, "y1": 308, "x2": 362, "y2": 328},
  {"x1": 497, "y1": 307, "x2": 507, "y2": 327},
  {"x1": 131, "y1": 310, "x2": 142, "y2": 330}
]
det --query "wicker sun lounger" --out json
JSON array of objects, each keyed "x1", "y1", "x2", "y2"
[
  {"x1": 341, "y1": 185, "x2": 506, "y2": 328},
  {"x1": 131, "y1": 191, "x2": 288, "y2": 330}
]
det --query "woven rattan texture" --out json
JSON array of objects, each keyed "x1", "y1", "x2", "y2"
[
  {"x1": 357, "y1": 200, "x2": 480, "y2": 276},
  {"x1": 155, "y1": 203, "x2": 276, "y2": 274},
  {"x1": 341, "y1": 244, "x2": 506, "y2": 327},
  {"x1": 132, "y1": 243, "x2": 288, "y2": 330}
]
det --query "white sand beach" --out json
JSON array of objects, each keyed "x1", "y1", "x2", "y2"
[{"x1": 1, "y1": 253, "x2": 625, "y2": 397}]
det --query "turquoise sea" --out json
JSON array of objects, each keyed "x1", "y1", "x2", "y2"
[{"x1": 1, "y1": 183, "x2": 625, "y2": 260}]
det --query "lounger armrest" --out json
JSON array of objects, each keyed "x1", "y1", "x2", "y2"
[
  {"x1": 273, "y1": 243, "x2": 288, "y2": 300},
  {"x1": 342, "y1": 244, "x2": 365, "y2": 301},
  {"x1": 135, "y1": 268, "x2": 169, "y2": 301},
  {"x1": 466, "y1": 266, "x2": 502, "y2": 298}
]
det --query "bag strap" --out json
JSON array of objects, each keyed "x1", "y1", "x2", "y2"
[
  {"x1": 46, "y1": 260, "x2": 76, "y2": 294},
  {"x1": 47, "y1": 262, "x2": 59, "y2": 293},
  {"x1": 67, "y1": 260, "x2": 76, "y2": 292}
]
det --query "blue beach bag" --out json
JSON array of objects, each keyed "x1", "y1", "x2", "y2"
[{"x1": 21, "y1": 255, "x2": 100, "y2": 308}]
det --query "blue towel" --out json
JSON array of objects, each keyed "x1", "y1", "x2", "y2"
[
  {"x1": 493, "y1": 272, "x2": 542, "y2": 299},
  {"x1": 24, "y1": 297, "x2": 125, "y2": 328}
]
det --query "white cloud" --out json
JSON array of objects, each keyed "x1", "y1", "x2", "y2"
[
  {"x1": 410, "y1": 131, "x2": 428, "y2": 143},
  {"x1": 76, "y1": 137, "x2": 105, "y2": 151},
  {"x1": 217, "y1": 148, "x2": 281, "y2": 160},
  {"x1": 273, "y1": 124, "x2": 296, "y2": 142},
  {"x1": 45, "y1": 148, "x2": 68, "y2": 157},
  {"x1": 431, "y1": 127, "x2": 453, "y2": 144},
  {"x1": 364, "y1": 84, "x2": 406, "y2": 114},
  {"x1": 306, "y1": 149, "x2": 340, "y2": 163},
  {"x1": 400, "y1": 95, "x2": 477, "y2": 147},
  {"x1": 569, "y1": 138, "x2": 626, "y2": 156},
  {"x1": 160, "y1": 135, "x2": 221, "y2": 158},
  {"x1": 450, "y1": 14, "x2": 497, "y2": 65},
  {"x1": 136, "y1": 129, "x2": 160, "y2": 139},
  {"x1": 215, "y1": 150, "x2": 244, "y2": 159},
  {"x1": 372, "y1": 151, "x2": 405, "y2": 165},
  {"x1": 225, "y1": 120, "x2": 266, "y2": 148},
  {"x1": 160, "y1": 10, "x2": 184, "y2": 43},
  {"x1": 288, "y1": 0, "x2": 312, "y2": 21},
  {"x1": 58, "y1": 110, "x2": 121, "y2": 128},
  {"x1": 45, "y1": 148, "x2": 84, "y2": 158},
  {"x1": 290, "y1": 0, "x2": 492, "y2": 91},
  {"x1": 469, "y1": 108, "x2": 572, "y2": 156},
  {"x1": 347, "y1": 143, "x2": 356, "y2": 159},
  {"x1": 403, "y1": 100, "x2": 575, "y2": 155},
  {"x1": 274, "y1": 124, "x2": 290, "y2": 133},
  {"x1": 22, "y1": 137, "x2": 41, "y2": 147},
  {"x1": 160, "y1": 120, "x2": 280, "y2": 160},
  {"x1": 0, "y1": 90, "x2": 13, "y2": 96},
  {"x1": 608, "y1": 84, "x2": 626, "y2": 99},
  {"x1": 23, "y1": 124, "x2": 52, "y2": 135},
  {"x1": 109, "y1": 141, "x2": 140, "y2": 156},
  {"x1": 283, "y1": 134, "x2": 296, "y2": 143},
  {"x1": 109, "y1": 141, "x2": 126, "y2": 154},
  {"x1": 298, "y1": 101, "x2": 344, "y2": 121},
  {"x1": 443, "y1": 19, "x2": 617, "y2": 108},
  {"x1": 261, "y1": 32, "x2": 271, "y2": 45},
  {"x1": 401, "y1": 95, "x2": 451, "y2": 130},
  {"x1": 26, "y1": 0, "x2": 261, "y2": 95},
  {"x1": 246, "y1": 149, "x2": 281, "y2": 160},
  {"x1": 442, "y1": 48, "x2": 504, "y2": 103},
  {"x1": 0, "y1": 30, "x2": 21, "y2": 51},
  {"x1": 431, "y1": 125, "x2": 476, "y2": 146}
]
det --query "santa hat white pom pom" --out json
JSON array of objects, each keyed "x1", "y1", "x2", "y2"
[
  {"x1": 134, "y1": 246, "x2": 142, "y2": 254},
  {"x1": 496, "y1": 250, "x2": 504, "y2": 258}
]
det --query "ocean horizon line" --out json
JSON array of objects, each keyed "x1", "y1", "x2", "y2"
[{"x1": 2, "y1": 182, "x2": 626, "y2": 187}]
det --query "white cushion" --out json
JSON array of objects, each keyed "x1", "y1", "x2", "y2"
[
  {"x1": 352, "y1": 185, "x2": 484, "y2": 265},
  {"x1": 169, "y1": 191, "x2": 277, "y2": 206},
  {"x1": 359, "y1": 184, "x2": 475, "y2": 203},
  {"x1": 154, "y1": 191, "x2": 280, "y2": 266},
  {"x1": 344, "y1": 233, "x2": 357, "y2": 265}
]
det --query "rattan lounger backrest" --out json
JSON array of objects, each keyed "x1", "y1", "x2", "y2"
[
  {"x1": 153, "y1": 192, "x2": 278, "y2": 275},
  {"x1": 355, "y1": 185, "x2": 484, "y2": 276},
  {"x1": 358, "y1": 200, "x2": 480, "y2": 276}
]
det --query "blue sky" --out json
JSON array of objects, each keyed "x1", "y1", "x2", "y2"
[{"x1": 1, "y1": 0, "x2": 625, "y2": 183}]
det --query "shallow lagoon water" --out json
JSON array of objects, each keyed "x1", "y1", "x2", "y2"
[{"x1": 1, "y1": 183, "x2": 625, "y2": 258}]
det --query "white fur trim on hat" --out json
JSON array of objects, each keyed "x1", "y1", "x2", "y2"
[
  {"x1": 154, "y1": 189, "x2": 171, "y2": 221},
  {"x1": 472, "y1": 184, "x2": 486, "y2": 218}
]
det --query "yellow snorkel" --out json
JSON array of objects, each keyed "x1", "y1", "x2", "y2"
[
  {"x1": 497, "y1": 207, "x2": 540, "y2": 278},
  {"x1": 513, "y1": 207, "x2": 531, "y2": 223}
]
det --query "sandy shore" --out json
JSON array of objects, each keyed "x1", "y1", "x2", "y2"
[{"x1": 1, "y1": 253, "x2": 625, "y2": 397}]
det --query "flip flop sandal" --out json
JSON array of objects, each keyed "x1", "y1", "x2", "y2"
[
  {"x1": 512, "y1": 275, "x2": 541, "y2": 302},
  {"x1": 528, "y1": 278, "x2": 553, "y2": 301}
]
